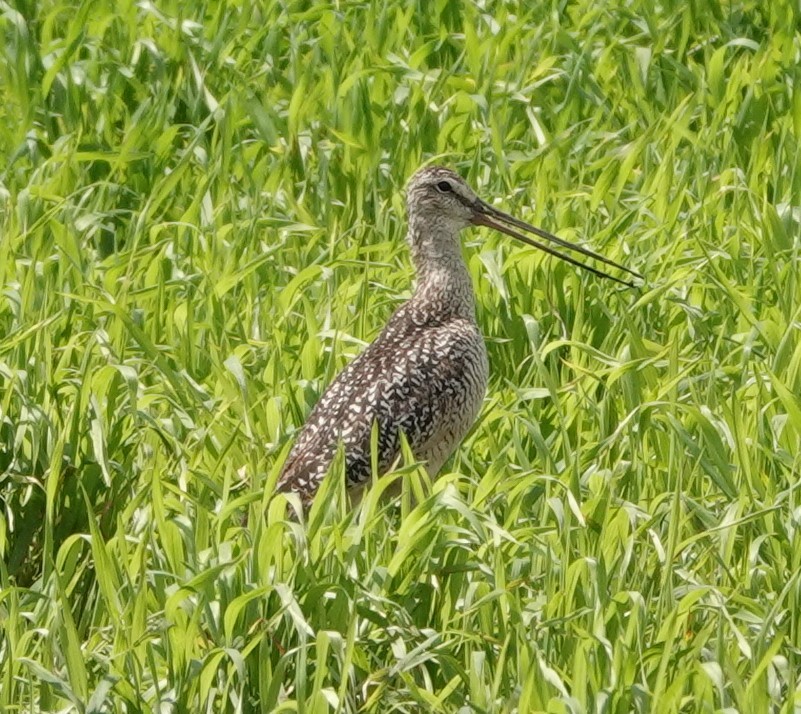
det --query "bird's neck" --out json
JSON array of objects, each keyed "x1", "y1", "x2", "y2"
[{"x1": 407, "y1": 222, "x2": 476, "y2": 320}]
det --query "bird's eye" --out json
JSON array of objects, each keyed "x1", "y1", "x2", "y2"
[{"x1": 436, "y1": 181, "x2": 452, "y2": 193}]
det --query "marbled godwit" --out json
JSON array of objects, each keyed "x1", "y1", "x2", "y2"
[{"x1": 277, "y1": 166, "x2": 640, "y2": 505}]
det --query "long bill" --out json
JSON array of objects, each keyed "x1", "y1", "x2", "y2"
[{"x1": 471, "y1": 202, "x2": 643, "y2": 288}]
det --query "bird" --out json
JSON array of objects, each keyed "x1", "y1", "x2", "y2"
[{"x1": 276, "y1": 165, "x2": 641, "y2": 506}]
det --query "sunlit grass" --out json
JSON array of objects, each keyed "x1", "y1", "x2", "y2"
[{"x1": 1, "y1": 0, "x2": 800, "y2": 711}]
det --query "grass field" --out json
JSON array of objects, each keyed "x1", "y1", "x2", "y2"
[{"x1": 2, "y1": 0, "x2": 801, "y2": 711}]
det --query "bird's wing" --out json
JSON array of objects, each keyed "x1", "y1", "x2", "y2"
[{"x1": 276, "y1": 314, "x2": 482, "y2": 502}]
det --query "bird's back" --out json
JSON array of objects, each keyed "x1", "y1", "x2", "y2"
[{"x1": 277, "y1": 300, "x2": 488, "y2": 503}]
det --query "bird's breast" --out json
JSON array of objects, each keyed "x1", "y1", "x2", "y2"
[{"x1": 411, "y1": 320, "x2": 489, "y2": 475}]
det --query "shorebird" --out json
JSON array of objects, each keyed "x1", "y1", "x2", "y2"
[{"x1": 277, "y1": 166, "x2": 640, "y2": 506}]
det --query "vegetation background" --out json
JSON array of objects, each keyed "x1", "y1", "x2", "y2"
[{"x1": 2, "y1": 0, "x2": 800, "y2": 711}]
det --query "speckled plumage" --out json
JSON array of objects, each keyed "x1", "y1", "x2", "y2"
[
  {"x1": 276, "y1": 165, "x2": 639, "y2": 505},
  {"x1": 277, "y1": 167, "x2": 489, "y2": 503}
]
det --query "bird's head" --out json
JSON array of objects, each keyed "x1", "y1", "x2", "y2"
[
  {"x1": 405, "y1": 164, "x2": 642, "y2": 287},
  {"x1": 405, "y1": 166, "x2": 479, "y2": 232}
]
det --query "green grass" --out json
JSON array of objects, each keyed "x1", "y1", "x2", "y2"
[{"x1": 2, "y1": 0, "x2": 801, "y2": 710}]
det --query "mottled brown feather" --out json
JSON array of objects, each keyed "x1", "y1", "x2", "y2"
[{"x1": 277, "y1": 167, "x2": 489, "y2": 504}]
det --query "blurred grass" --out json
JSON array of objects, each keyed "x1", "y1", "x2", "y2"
[{"x1": 1, "y1": 0, "x2": 801, "y2": 710}]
